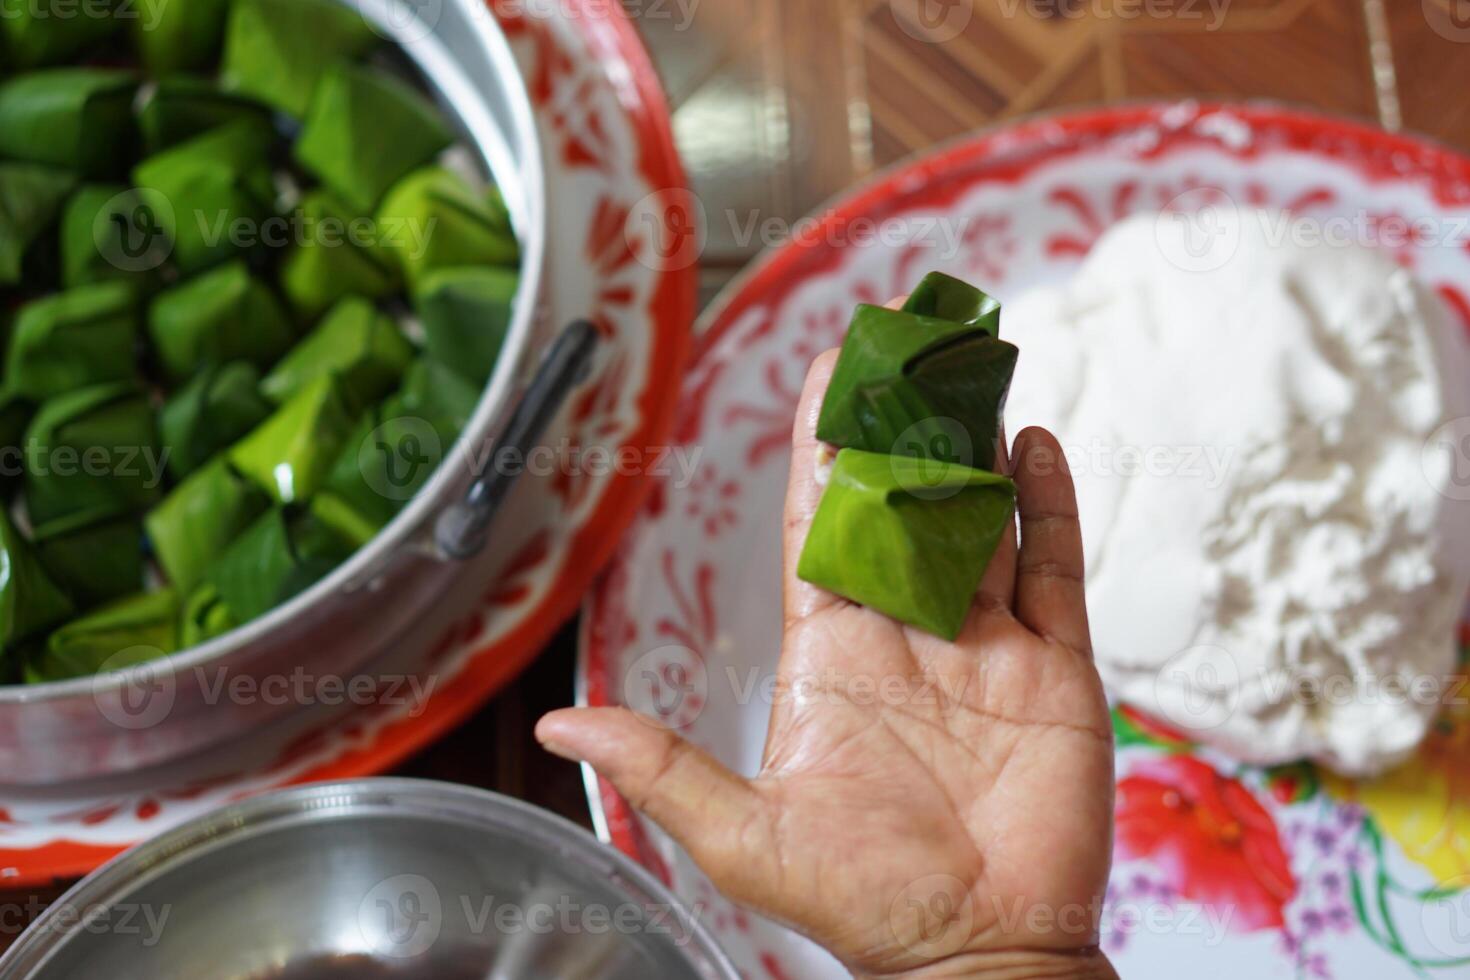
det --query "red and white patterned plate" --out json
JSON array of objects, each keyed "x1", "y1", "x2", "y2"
[
  {"x1": 580, "y1": 104, "x2": 1470, "y2": 979},
  {"x1": 0, "y1": 0, "x2": 693, "y2": 889}
]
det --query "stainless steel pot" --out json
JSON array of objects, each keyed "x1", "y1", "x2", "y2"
[
  {"x1": 0, "y1": 779, "x2": 740, "y2": 980},
  {"x1": 0, "y1": 0, "x2": 575, "y2": 784}
]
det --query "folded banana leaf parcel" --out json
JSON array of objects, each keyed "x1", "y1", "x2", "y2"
[{"x1": 798, "y1": 272, "x2": 1020, "y2": 641}]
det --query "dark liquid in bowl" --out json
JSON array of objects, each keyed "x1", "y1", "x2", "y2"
[{"x1": 257, "y1": 952, "x2": 490, "y2": 980}]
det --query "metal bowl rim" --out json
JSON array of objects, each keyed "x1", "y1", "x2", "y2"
[{"x1": 0, "y1": 778, "x2": 741, "y2": 980}]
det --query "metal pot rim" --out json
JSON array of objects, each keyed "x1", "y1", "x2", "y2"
[
  {"x1": 0, "y1": 779, "x2": 741, "y2": 980},
  {"x1": 1, "y1": 0, "x2": 548, "y2": 706}
]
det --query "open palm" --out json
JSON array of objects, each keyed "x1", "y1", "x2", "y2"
[{"x1": 539, "y1": 350, "x2": 1118, "y2": 980}]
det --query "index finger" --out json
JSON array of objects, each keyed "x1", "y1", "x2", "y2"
[{"x1": 782, "y1": 348, "x2": 843, "y2": 628}]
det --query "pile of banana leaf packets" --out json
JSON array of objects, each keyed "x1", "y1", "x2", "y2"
[{"x1": 0, "y1": 0, "x2": 521, "y2": 683}]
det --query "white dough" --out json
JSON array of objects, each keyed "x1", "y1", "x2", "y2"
[{"x1": 1003, "y1": 210, "x2": 1470, "y2": 777}]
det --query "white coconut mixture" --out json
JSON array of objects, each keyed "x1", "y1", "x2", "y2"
[{"x1": 1003, "y1": 211, "x2": 1470, "y2": 777}]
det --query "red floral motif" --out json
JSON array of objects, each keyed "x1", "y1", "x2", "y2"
[
  {"x1": 492, "y1": 0, "x2": 574, "y2": 105},
  {"x1": 683, "y1": 464, "x2": 740, "y2": 538},
  {"x1": 656, "y1": 549, "x2": 717, "y2": 654},
  {"x1": 1116, "y1": 756, "x2": 1297, "y2": 931},
  {"x1": 959, "y1": 212, "x2": 1018, "y2": 283},
  {"x1": 552, "y1": 350, "x2": 630, "y2": 510},
  {"x1": 724, "y1": 303, "x2": 847, "y2": 467},
  {"x1": 482, "y1": 530, "x2": 553, "y2": 609}
]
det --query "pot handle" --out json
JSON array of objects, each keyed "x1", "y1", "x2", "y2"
[{"x1": 435, "y1": 319, "x2": 601, "y2": 560}]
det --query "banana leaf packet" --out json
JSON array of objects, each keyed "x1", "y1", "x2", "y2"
[
  {"x1": 0, "y1": 0, "x2": 122, "y2": 70},
  {"x1": 313, "y1": 359, "x2": 481, "y2": 546},
  {"x1": 798, "y1": 273, "x2": 1020, "y2": 640},
  {"x1": 138, "y1": 77, "x2": 274, "y2": 154},
  {"x1": 294, "y1": 62, "x2": 453, "y2": 214},
  {"x1": 159, "y1": 361, "x2": 272, "y2": 478},
  {"x1": 23, "y1": 381, "x2": 162, "y2": 528},
  {"x1": 229, "y1": 373, "x2": 359, "y2": 505},
  {"x1": 205, "y1": 507, "x2": 353, "y2": 624},
  {"x1": 30, "y1": 589, "x2": 179, "y2": 682},
  {"x1": 146, "y1": 455, "x2": 268, "y2": 594},
  {"x1": 131, "y1": 116, "x2": 279, "y2": 274},
  {"x1": 5, "y1": 280, "x2": 139, "y2": 400},
  {"x1": 376, "y1": 167, "x2": 519, "y2": 289},
  {"x1": 816, "y1": 274, "x2": 1016, "y2": 473},
  {"x1": 278, "y1": 189, "x2": 398, "y2": 322},
  {"x1": 219, "y1": 0, "x2": 379, "y2": 117},
  {"x1": 132, "y1": 0, "x2": 232, "y2": 77},
  {"x1": 0, "y1": 507, "x2": 74, "y2": 656},
  {"x1": 260, "y1": 295, "x2": 413, "y2": 409},
  {"x1": 33, "y1": 509, "x2": 145, "y2": 608},
  {"x1": 59, "y1": 183, "x2": 170, "y2": 290},
  {"x1": 0, "y1": 69, "x2": 137, "y2": 178},
  {"x1": 414, "y1": 266, "x2": 517, "y2": 385},
  {"x1": 147, "y1": 259, "x2": 294, "y2": 383},
  {"x1": 0, "y1": 162, "x2": 74, "y2": 285}
]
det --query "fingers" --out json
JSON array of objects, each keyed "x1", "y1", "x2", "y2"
[
  {"x1": 975, "y1": 425, "x2": 1018, "y2": 608},
  {"x1": 536, "y1": 708, "x2": 771, "y2": 886},
  {"x1": 1011, "y1": 427, "x2": 1092, "y2": 656},
  {"x1": 782, "y1": 348, "x2": 843, "y2": 626}
]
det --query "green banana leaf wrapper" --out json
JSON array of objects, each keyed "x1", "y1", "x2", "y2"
[
  {"x1": 179, "y1": 580, "x2": 236, "y2": 647},
  {"x1": 33, "y1": 510, "x2": 144, "y2": 608},
  {"x1": 219, "y1": 0, "x2": 379, "y2": 116},
  {"x1": 260, "y1": 296, "x2": 413, "y2": 409},
  {"x1": 32, "y1": 589, "x2": 179, "y2": 682},
  {"x1": 229, "y1": 373, "x2": 358, "y2": 504},
  {"x1": 132, "y1": 0, "x2": 232, "y2": 76},
  {"x1": 797, "y1": 449, "x2": 1017, "y2": 641},
  {"x1": 131, "y1": 117, "x2": 279, "y2": 274},
  {"x1": 23, "y1": 381, "x2": 162, "y2": 528},
  {"x1": 376, "y1": 167, "x2": 519, "y2": 288},
  {"x1": 207, "y1": 507, "x2": 352, "y2": 623},
  {"x1": 0, "y1": 506, "x2": 74, "y2": 651},
  {"x1": 278, "y1": 189, "x2": 398, "y2": 323},
  {"x1": 815, "y1": 302, "x2": 1018, "y2": 473},
  {"x1": 0, "y1": 0, "x2": 122, "y2": 69},
  {"x1": 5, "y1": 281, "x2": 139, "y2": 399},
  {"x1": 60, "y1": 184, "x2": 168, "y2": 290},
  {"x1": 0, "y1": 69, "x2": 137, "y2": 177},
  {"x1": 313, "y1": 358, "x2": 480, "y2": 544},
  {"x1": 414, "y1": 265, "x2": 517, "y2": 385},
  {"x1": 295, "y1": 63, "x2": 453, "y2": 214},
  {"x1": 138, "y1": 77, "x2": 274, "y2": 153},
  {"x1": 0, "y1": 162, "x2": 74, "y2": 285},
  {"x1": 146, "y1": 455, "x2": 268, "y2": 594},
  {"x1": 902, "y1": 271, "x2": 1003, "y2": 333},
  {"x1": 148, "y1": 259, "x2": 294, "y2": 383},
  {"x1": 160, "y1": 361, "x2": 272, "y2": 478}
]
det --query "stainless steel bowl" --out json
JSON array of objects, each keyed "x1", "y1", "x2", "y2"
[
  {"x1": 0, "y1": 779, "x2": 739, "y2": 980},
  {"x1": 0, "y1": 0, "x2": 566, "y2": 784}
]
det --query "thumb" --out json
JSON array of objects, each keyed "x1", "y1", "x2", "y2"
[{"x1": 536, "y1": 707, "x2": 773, "y2": 892}]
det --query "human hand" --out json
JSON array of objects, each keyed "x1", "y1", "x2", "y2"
[{"x1": 538, "y1": 343, "x2": 1118, "y2": 980}]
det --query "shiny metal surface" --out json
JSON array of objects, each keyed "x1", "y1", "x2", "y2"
[
  {"x1": 0, "y1": 0, "x2": 550, "y2": 783},
  {"x1": 0, "y1": 780, "x2": 738, "y2": 980}
]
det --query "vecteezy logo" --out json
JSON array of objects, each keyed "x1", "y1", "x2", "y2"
[
  {"x1": 1422, "y1": 417, "x2": 1470, "y2": 501},
  {"x1": 626, "y1": 188, "x2": 707, "y2": 273},
  {"x1": 1424, "y1": 0, "x2": 1470, "y2": 43},
  {"x1": 1155, "y1": 187, "x2": 1241, "y2": 274},
  {"x1": 361, "y1": 417, "x2": 442, "y2": 502},
  {"x1": 1414, "y1": 873, "x2": 1470, "y2": 958},
  {"x1": 623, "y1": 645, "x2": 709, "y2": 730},
  {"x1": 1152, "y1": 644, "x2": 1241, "y2": 732},
  {"x1": 358, "y1": 875, "x2": 442, "y2": 959},
  {"x1": 95, "y1": 189, "x2": 173, "y2": 273},
  {"x1": 92, "y1": 648, "x2": 177, "y2": 731},
  {"x1": 888, "y1": 874, "x2": 974, "y2": 960},
  {"x1": 891, "y1": 417, "x2": 975, "y2": 501},
  {"x1": 891, "y1": 0, "x2": 974, "y2": 42}
]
